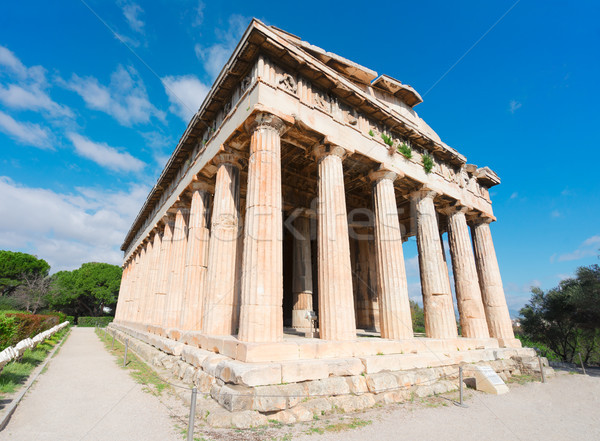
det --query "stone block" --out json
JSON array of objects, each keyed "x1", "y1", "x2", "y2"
[
  {"x1": 346, "y1": 376, "x2": 369, "y2": 395},
  {"x1": 206, "y1": 410, "x2": 232, "y2": 428},
  {"x1": 180, "y1": 331, "x2": 203, "y2": 347},
  {"x1": 302, "y1": 397, "x2": 332, "y2": 415},
  {"x1": 306, "y1": 377, "x2": 350, "y2": 396},
  {"x1": 231, "y1": 410, "x2": 268, "y2": 429},
  {"x1": 193, "y1": 370, "x2": 215, "y2": 393},
  {"x1": 323, "y1": 358, "x2": 364, "y2": 376},
  {"x1": 469, "y1": 364, "x2": 509, "y2": 395},
  {"x1": 330, "y1": 394, "x2": 376, "y2": 413},
  {"x1": 181, "y1": 345, "x2": 211, "y2": 367},
  {"x1": 214, "y1": 384, "x2": 254, "y2": 412},
  {"x1": 268, "y1": 410, "x2": 296, "y2": 425},
  {"x1": 288, "y1": 405, "x2": 313, "y2": 422},
  {"x1": 253, "y1": 385, "x2": 287, "y2": 412},
  {"x1": 281, "y1": 360, "x2": 329, "y2": 383},
  {"x1": 237, "y1": 342, "x2": 299, "y2": 362},
  {"x1": 215, "y1": 359, "x2": 281, "y2": 387},
  {"x1": 201, "y1": 354, "x2": 229, "y2": 377},
  {"x1": 365, "y1": 372, "x2": 398, "y2": 394},
  {"x1": 374, "y1": 390, "x2": 410, "y2": 404}
]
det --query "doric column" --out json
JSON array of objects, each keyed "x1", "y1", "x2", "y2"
[
  {"x1": 442, "y1": 206, "x2": 490, "y2": 339},
  {"x1": 238, "y1": 113, "x2": 286, "y2": 343},
  {"x1": 291, "y1": 214, "x2": 313, "y2": 329},
  {"x1": 202, "y1": 153, "x2": 241, "y2": 336},
  {"x1": 470, "y1": 217, "x2": 515, "y2": 342},
  {"x1": 131, "y1": 249, "x2": 142, "y2": 323},
  {"x1": 144, "y1": 229, "x2": 161, "y2": 328},
  {"x1": 164, "y1": 203, "x2": 189, "y2": 330},
  {"x1": 355, "y1": 235, "x2": 372, "y2": 329},
  {"x1": 313, "y1": 144, "x2": 356, "y2": 341},
  {"x1": 370, "y1": 169, "x2": 413, "y2": 339},
  {"x1": 153, "y1": 214, "x2": 174, "y2": 329},
  {"x1": 136, "y1": 239, "x2": 153, "y2": 324},
  {"x1": 115, "y1": 261, "x2": 130, "y2": 322},
  {"x1": 180, "y1": 182, "x2": 211, "y2": 331},
  {"x1": 410, "y1": 188, "x2": 457, "y2": 339}
]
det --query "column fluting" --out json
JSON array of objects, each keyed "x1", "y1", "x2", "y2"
[
  {"x1": 291, "y1": 214, "x2": 313, "y2": 329},
  {"x1": 153, "y1": 214, "x2": 174, "y2": 330}
]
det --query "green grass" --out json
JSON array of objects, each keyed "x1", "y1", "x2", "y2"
[
  {"x1": 0, "y1": 327, "x2": 69, "y2": 395},
  {"x1": 95, "y1": 329, "x2": 169, "y2": 396},
  {"x1": 307, "y1": 418, "x2": 372, "y2": 435}
]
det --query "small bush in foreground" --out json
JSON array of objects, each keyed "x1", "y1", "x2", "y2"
[{"x1": 77, "y1": 316, "x2": 113, "y2": 327}]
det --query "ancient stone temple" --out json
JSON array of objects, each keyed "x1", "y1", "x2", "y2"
[{"x1": 110, "y1": 20, "x2": 540, "y2": 423}]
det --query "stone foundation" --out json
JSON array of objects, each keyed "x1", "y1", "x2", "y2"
[{"x1": 108, "y1": 323, "x2": 553, "y2": 427}]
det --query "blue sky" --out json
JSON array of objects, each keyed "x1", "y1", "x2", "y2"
[{"x1": 0, "y1": 1, "x2": 598, "y2": 316}]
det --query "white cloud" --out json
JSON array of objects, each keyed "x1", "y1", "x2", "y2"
[
  {"x1": 551, "y1": 209, "x2": 561, "y2": 218},
  {"x1": 0, "y1": 111, "x2": 51, "y2": 149},
  {"x1": 162, "y1": 75, "x2": 210, "y2": 121},
  {"x1": 121, "y1": 2, "x2": 145, "y2": 33},
  {"x1": 193, "y1": 1, "x2": 205, "y2": 27},
  {"x1": 509, "y1": 100, "x2": 522, "y2": 114},
  {"x1": 194, "y1": 14, "x2": 249, "y2": 79},
  {"x1": 510, "y1": 192, "x2": 518, "y2": 200},
  {"x1": 61, "y1": 65, "x2": 165, "y2": 126},
  {"x1": 67, "y1": 132, "x2": 145, "y2": 172},
  {"x1": 0, "y1": 177, "x2": 149, "y2": 272},
  {"x1": 558, "y1": 235, "x2": 600, "y2": 262},
  {"x1": 0, "y1": 44, "x2": 73, "y2": 119}
]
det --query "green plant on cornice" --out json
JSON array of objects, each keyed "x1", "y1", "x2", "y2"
[
  {"x1": 397, "y1": 142, "x2": 412, "y2": 159},
  {"x1": 368, "y1": 129, "x2": 375, "y2": 137},
  {"x1": 380, "y1": 133, "x2": 394, "y2": 147},
  {"x1": 422, "y1": 153, "x2": 434, "y2": 174}
]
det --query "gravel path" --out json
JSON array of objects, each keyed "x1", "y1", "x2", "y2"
[
  {"x1": 2, "y1": 327, "x2": 182, "y2": 441},
  {"x1": 293, "y1": 371, "x2": 600, "y2": 441}
]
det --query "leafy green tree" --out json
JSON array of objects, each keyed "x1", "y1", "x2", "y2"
[
  {"x1": 48, "y1": 262, "x2": 122, "y2": 317},
  {"x1": 0, "y1": 250, "x2": 50, "y2": 296},
  {"x1": 519, "y1": 262, "x2": 600, "y2": 364},
  {"x1": 410, "y1": 300, "x2": 425, "y2": 332}
]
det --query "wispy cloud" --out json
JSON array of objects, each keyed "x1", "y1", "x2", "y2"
[
  {"x1": 194, "y1": 14, "x2": 249, "y2": 79},
  {"x1": 193, "y1": 1, "x2": 205, "y2": 27},
  {"x1": 61, "y1": 65, "x2": 164, "y2": 126},
  {"x1": 551, "y1": 209, "x2": 561, "y2": 218},
  {"x1": 558, "y1": 235, "x2": 600, "y2": 262},
  {"x1": 0, "y1": 111, "x2": 51, "y2": 149},
  {"x1": 162, "y1": 75, "x2": 210, "y2": 121},
  {"x1": 120, "y1": 2, "x2": 145, "y2": 33},
  {"x1": 67, "y1": 132, "x2": 145, "y2": 172},
  {"x1": 510, "y1": 191, "x2": 518, "y2": 199},
  {"x1": 509, "y1": 99, "x2": 522, "y2": 114}
]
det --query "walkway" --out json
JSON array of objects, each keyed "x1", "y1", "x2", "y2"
[{"x1": 2, "y1": 327, "x2": 181, "y2": 441}]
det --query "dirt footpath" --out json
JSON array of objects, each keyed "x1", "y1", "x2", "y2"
[
  {"x1": 2, "y1": 327, "x2": 182, "y2": 441},
  {"x1": 291, "y1": 371, "x2": 600, "y2": 441}
]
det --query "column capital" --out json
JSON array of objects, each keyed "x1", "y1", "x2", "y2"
[
  {"x1": 188, "y1": 179, "x2": 212, "y2": 193},
  {"x1": 368, "y1": 166, "x2": 403, "y2": 184},
  {"x1": 439, "y1": 204, "x2": 472, "y2": 216},
  {"x1": 212, "y1": 151, "x2": 242, "y2": 168},
  {"x1": 470, "y1": 214, "x2": 496, "y2": 225},
  {"x1": 312, "y1": 143, "x2": 347, "y2": 161},
  {"x1": 244, "y1": 112, "x2": 287, "y2": 135},
  {"x1": 409, "y1": 186, "x2": 438, "y2": 201}
]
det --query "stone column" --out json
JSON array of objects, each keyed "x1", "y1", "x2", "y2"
[
  {"x1": 443, "y1": 206, "x2": 490, "y2": 339},
  {"x1": 164, "y1": 203, "x2": 189, "y2": 331},
  {"x1": 202, "y1": 153, "x2": 241, "y2": 336},
  {"x1": 313, "y1": 144, "x2": 356, "y2": 341},
  {"x1": 180, "y1": 183, "x2": 211, "y2": 331},
  {"x1": 131, "y1": 249, "x2": 143, "y2": 323},
  {"x1": 292, "y1": 214, "x2": 313, "y2": 330},
  {"x1": 371, "y1": 169, "x2": 413, "y2": 339},
  {"x1": 144, "y1": 230, "x2": 162, "y2": 329},
  {"x1": 115, "y1": 261, "x2": 130, "y2": 322},
  {"x1": 410, "y1": 189, "x2": 457, "y2": 339},
  {"x1": 153, "y1": 214, "x2": 174, "y2": 330},
  {"x1": 470, "y1": 217, "x2": 515, "y2": 343},
  {"x1": 136, "y1": 239, "x2": 153, "y2": 324},
  {"x1": 355, "y1": 236, "x2": 372, "y2": 329},
  {"x1": 238, "y1": 113, "x2": 286, "y2": 343}
]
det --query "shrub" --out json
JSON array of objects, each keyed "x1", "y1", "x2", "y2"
[
  {"x1": 368, "y1": 129, "x2": 374, "y2": 137},
  {"x1": 397, "y1": 143, "x2": 412, "y2": 159},
  {"x1": 66, "y1": 316, "x2": 75, "y2": 324},
  {"x1": 77, "y1": 316, "x2": 113, "y2": 327},
  {"x1": 380, "y1": 133, "x2": 394, "y2": 147},
  {"x1": 422, "y1": 153, "x2": 434, "y2": 174},
  {"x1": 0, "y1": 313, "x2": 58, "y2": 350}
]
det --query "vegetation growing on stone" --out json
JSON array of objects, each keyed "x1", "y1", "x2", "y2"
[
  {"x1": 380, "y1": 133, "x2": 394, "y2": 147},
  {"x1": 422, "y1": 153, "x2": 434, "y2": 174},
  {"x1": 397, "y1": 142, "x2": 412, "y2": 159}
]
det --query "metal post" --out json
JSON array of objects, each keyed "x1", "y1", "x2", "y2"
[
  {"x1": 187, "y1": 387, "x2": 197, "y2": 441},
  {"x1": 123, "y1": 339, "x2": 129, "y2": 367},
  {"x1": 454, "y1": 365, "x2": 468, "y2": 408},
  {"x1": 537, "y1": 355, "x2": 546, "y2": 383},
  {"x1": 578, "y1": 352, "x2": 587, "y2": 375}
]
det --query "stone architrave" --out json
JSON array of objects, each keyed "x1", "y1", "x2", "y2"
[
  {"x1": 202, "y1": 153, "x2": 241, "y2": 336},
  {"x1": 410, "y1": 188, "x2": 457, "y2": 339},
  {"x1": 238, "y1": 113, "x2": 286, "y2": 343},
  {"x1": 313, "y1": 144, "x2": 356, "y2": 341},
  {"x1": 370, "y1": 169, "x2": 413, "y2": 339},
  {"x1": 153, "y1": 214, "x2": 174, "y2": 329},
  {"x1": 471, "y1": 217, "x2": 515, "y2": 342},
  {"x1": 180, "y1": 182, "x2": 211, "y2": 331},
  {"x1": 292, "y1": 214, "x2": 313, "y2": 330},
  {"x1": 442, "y1": 206, "x2": 490, "y2": 339},
  {"x1": 164, "y1": 204, "x2": 189, "y2": 330}
]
